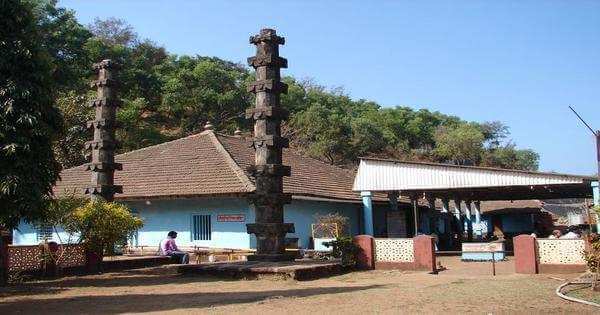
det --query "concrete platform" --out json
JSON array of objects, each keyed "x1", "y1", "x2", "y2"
[{"x1": 178, "y1": 259, "x2": 345, "y2": 280}]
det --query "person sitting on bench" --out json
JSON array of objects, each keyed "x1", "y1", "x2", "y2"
[{"x1": 160, "y1": 231, "x2": 189, "y2": 264}]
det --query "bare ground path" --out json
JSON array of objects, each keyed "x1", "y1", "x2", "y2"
[{"x1": 0, "y1": 259, "x2": 597, "y2": 314}]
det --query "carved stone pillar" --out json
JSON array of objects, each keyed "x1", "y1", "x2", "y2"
[
  {"x1": 245, "y1": 29, "x2": 294, "y2": 261},
  {"x1": 84, "y1": 59, "x2": 122, "y2": 201}
]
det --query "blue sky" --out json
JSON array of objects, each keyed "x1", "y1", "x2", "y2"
[{"x1": 59, "y1": 0, "x2": 600, "y2": 175}]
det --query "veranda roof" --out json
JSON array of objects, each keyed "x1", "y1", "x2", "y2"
[{"x1": 353, "y1": 158, "x2": 595, "y2": 201}]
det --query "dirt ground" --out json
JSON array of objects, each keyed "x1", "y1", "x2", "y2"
[{"x1": 0, "y1": 257, "x2": 597, "y2": 314}]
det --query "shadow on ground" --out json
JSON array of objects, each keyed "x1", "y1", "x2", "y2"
[
  {"x1": 0, "y1": 267, "x2": 238, "y2": 297},
  {"x1": 0, "y1": 284, "x2": 384, "y2": 314}
]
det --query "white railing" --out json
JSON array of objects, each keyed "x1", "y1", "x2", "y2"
[{"x1": 374, "y1": 238, "x2": 414, "y2": 262}]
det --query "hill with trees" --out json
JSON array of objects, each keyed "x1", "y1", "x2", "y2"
[{"x1": 30, "y1": 0, "x2": 539, "y2": 171}]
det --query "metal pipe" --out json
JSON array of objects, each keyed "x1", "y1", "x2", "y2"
[{"x1": 491, "y1": 251, "x2": 496, "y2": 276}]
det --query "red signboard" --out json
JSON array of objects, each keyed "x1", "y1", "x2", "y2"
[{"x1": 217, "y1": 214, "x2": 245, "y2": 222}]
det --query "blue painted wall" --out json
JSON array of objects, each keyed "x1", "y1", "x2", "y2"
[
  {"x1": 125, "y1": 197, "x2": 254, "y2": 249},
  {"x1": 13, "y1": 197, "x2": 361, "y2": 249},
  {"x1": 285, "y1": 199, "x2": 361, "y2": 248},
  {"x1": 13, "y1": 223, "x2": 78, "y2": 245}
]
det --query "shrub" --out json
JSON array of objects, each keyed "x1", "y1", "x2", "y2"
[
  {"x1": 324, "y1": 236, "x2": 359, "y2": 267},
  {"x1": 313, "y1": 213, "x2": 350, "y2": 238},
  {"x1": 66, "y1": 200, "x2": 143, "y2": 257}
]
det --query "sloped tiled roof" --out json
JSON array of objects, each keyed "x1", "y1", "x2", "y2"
[
  {"x1": 54, "y1": 131, "x2": 254, "y2": 199},
  {"x1": 217, "y1": 134, "x2": 362, "y2": 201},
  {"x1": 54, "y1": 131, "x2": 367, "y2": 202}
]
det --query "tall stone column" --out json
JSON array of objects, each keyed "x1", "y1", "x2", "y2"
[
  {"x1": 84, "y1": 59, "x2": 122, "y2": 201},
  {"x1": 245, "y1": 29, "x2": 294, "y2": 261}
]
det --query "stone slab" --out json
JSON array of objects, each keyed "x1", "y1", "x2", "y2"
[{"x1": 178, "y1": 259, "x2": 344, "y2": 280}]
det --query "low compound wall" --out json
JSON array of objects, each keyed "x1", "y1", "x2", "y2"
[
  {"x1": 353, "y1": 235, "x2": 436, "y2": 272},
  {"x1": 536, "y1": 238, "x2": 586, "y2": 273},
  {"x1": 2, "y1": 243, "x2": 174, "y2": 282},
  {"x1": 514, "y1": 235, "x2": 587, "y2": 274},
  {"x1": 374, "y1": 238, "x2": 414, "y2": 269},
  {"x1": 7, "y1": 244, "x2": 87, "y2": 279}
]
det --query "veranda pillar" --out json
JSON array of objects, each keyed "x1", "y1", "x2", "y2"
[
  {"x1": 472, "y1": 201, "x2": 482, "y2": 238},
  {"x1": 85, "y1": 59, "x2": 122, "y2": 201},
  {"x1": 361, "y1": 191, "x2": 374, "y2": 236},
  {"x1": 464, "y1": 201, "x2": 473, "y2": 241},
  {"x1": 245, "y1": 29, "x2": 295, "y2": 261}
]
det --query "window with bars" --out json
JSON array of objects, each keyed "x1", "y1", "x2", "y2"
[
  {"x1": 192, "y1": 214, "x2": 212, "y2": 241},
  {"x1": 36, "y1": 225, "x2": 53, "y2": 241}
]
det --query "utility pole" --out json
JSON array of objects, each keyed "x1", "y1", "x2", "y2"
[{"x1": 569, "y1": 106, "x2": 600, "y2": 232}]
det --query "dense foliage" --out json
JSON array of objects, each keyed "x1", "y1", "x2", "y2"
[
  {"x1": 26, "y1": 0, "x2": 539, "y2": 172},
  {"x1": 0, "y1": 0, "x2": 63, "y2": 228},
  {"x1": 323, "y1": 237, "x2": 360, "y2": 267},
  {"x1": 66, "y1": 200, "x2": 143, "y2": 257},
  {"x1": 4, "y1": 0, "x2": 541, "y2": 221}
]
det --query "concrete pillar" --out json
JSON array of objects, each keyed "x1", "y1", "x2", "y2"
[
  {"x1": 464, "y1": 201, "x2": 472, "y2": 240},
  {"x1": 413, "y1": 235, "x2": 437, "y2": 273},
  {"x1": 411, "y1": 197, "x2": 419, "y2": 235},
  {"x1": 514, "y1": 235, "x2": 538, "y2": 274},
  {"x1": 361, "y1": 191, "x2": 374, "y2": 236},
  {"x1": 440, "y1": 198, "x2": 450, "y2": 240},
  {"x1": 473, "y1": 201, "x2": 482, "y2": 238},
  {"x1": 441, "y1": 198, "x2": 450, "y2": 213},
  {"x1": 353, "y1": 235, "x2": 375, "y2": 270},
  {"x1": 592, "y1": 181, "x2": 599, "y2": 232},
  {"x1": 453, "y1": 199, "x2": 462, "y2": 222},
  {"x1": 388, "y1": 191, "x2": 399, "y2": 211},
  {"x1": 427, "y1": 197, "x2": 436, "y2": 235}
]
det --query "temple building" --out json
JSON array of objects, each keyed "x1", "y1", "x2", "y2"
[
  {"x1": 12, "y1": 135, "x2": 598, "y2": 250},
  {"x1": 12, "y1": 128, "x2": 384, "y2": 248}
]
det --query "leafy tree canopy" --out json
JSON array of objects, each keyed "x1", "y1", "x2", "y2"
[
  {"x1": 0, "y1": 0, "x2": 63, "y2": 228},
  {"x1": 30, "y1": 0, "x2": 539, "y2": 173}
]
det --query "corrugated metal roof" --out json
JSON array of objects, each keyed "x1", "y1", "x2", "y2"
[{"x1": 353, "y1": 158, "x2": 592, "y2": 192}]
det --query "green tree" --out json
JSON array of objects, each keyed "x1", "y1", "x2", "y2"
[
  {"x1": 88, "y1": 17, "x2": 138, "y2": 47},
  {"x1": 159, "y1": 56, "x2": 251, "y2": 135},
  {"x1": 23, "y1": 3, "x2": 540, "y2": 172},
  {"x1": 53, "y1": 92, "x2": 93, "y2": 168},
  {"x1": 0, "y1": 0, "x2": 63, "y2": 228},
  {"x1": 479, "y1": 121, "x2": 509, "y2": 148},
  {"x1": 433, "y1": 123, "x2": 485, "y2": 165},
  {"x1": 290, "y1": 102, "x2": 352, "y2": 165},
  {"x1": 28, "y1": 0, "x2": 93, "y2": 93}
]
